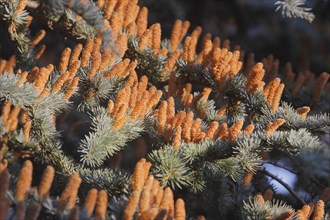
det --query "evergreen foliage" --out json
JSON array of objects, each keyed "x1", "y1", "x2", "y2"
[{"x1": 0, "y1": 0, "x2": 329, "y2": 219}]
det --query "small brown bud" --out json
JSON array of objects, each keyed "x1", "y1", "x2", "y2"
[
  {"x1": 243, "y1": 171, "x2": 253, "y2": 188},
  {"x1": 58, "y1": 172, "x2": 82, "y2": 212},
  {"x1": 136, "y1": 7, "x2": 148, "y2": 37},
  {"x1": 174, "y1": 198, "x2": 186, "y2": 220},
  {"x1": 273, "y1": 209, "x2": 294, "y2": 220},
  {"x1": 38, "y1": 166, "x2": 55, "y2": 201},
  {"x1": 15, "y1": 160, "x2": 33, "y2": 201},
  {"x1": 266, "y1": 118, "x2": 285, "y2": 136},
  {"x1": 123, "y1": 191, "x2": 140, "y2": 220},
  {"x1": 95, "y1": 190, "x2": 108, "y2": 220},
  {"x1": 132, "y1": 159, "x2": 146, "y2": 192},
  {"x1": 173, "y1": 126, "x2": 182, "y2": 150},
  {"x1": 59, "y1": 48, "x2": 71, "y2": 75},
  {"x1": 84, "y1": 189, "x2": 98, "y2": 217},
  {"x1": 312, "y1": 200, "x2": 325, "y2": 220},
  {"x1": 228, "y1": 119, "x2": 244, "y2": 141},
  {"x1": 263, "y1": 189, "x2": 273, "y2": 201},
  {"x1": 296, "y1": 106, "x2": 310, "y2": 120}
]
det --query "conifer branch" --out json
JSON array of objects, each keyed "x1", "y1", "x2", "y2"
[
  {"x1": 275, "y1": 0, "x2": 315, "y2": 23},
  {"x1": 0, "y1": 0, "x2": 36, "y2": 70},
  {"x1": 77, "y1": 69, "x2": 119, "y2": 111},
  {"x1": 260, "y1": 168, "x2": 305, "y2": 206},
  {"x1": 242, "y1": 194, "x2": 298, "y2": 220},
  {"x1": 125, "y1": 38, "x2": 168, "y2": 86},
  {"x1": 0, "y1": 0, "x2": 329, "y2": 218},
  {"x1": 79, "y1": 107, "x2": 144, "y2": 168},
  {"x1": 267, "y1": 128, "x2": 322, "y2": 155},
  {"x1": 0, "y1": 74, "x2": 38, "y2": 108}
]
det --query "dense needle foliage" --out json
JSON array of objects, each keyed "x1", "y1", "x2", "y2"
[{"x1": 0, "y1": 0, "x2": 329, "y2": 219}]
